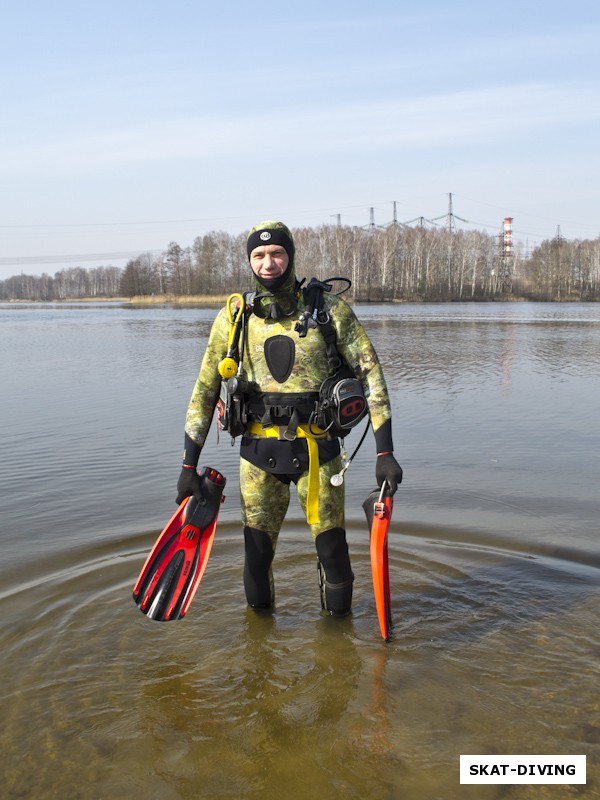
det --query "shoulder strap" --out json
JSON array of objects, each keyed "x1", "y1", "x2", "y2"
[
  {"x1": 295, "y1": 278, "x2": 343, "y2": 373},
  {"x1": 317, "y1": 311, "x2": 342, "y2": 373}
]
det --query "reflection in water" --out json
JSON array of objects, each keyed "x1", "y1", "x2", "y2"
[
  {"x1": 1, "y1": 302, "x2": 600, "y2": 798},
  {"x1": 2, "y1": 522, "x2": 597, "y2": 799}
]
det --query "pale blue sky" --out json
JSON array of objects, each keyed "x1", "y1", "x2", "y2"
[{"x1": 1, "y1": 0, "x2": 599, "y2": 278}]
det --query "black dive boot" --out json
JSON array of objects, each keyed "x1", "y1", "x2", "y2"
[
  {"x1": 244, "y1": 527, "x2": 275, "y2": 609},
  {"x1": 315, "y1": 527, "x2": 354, "y2": 616}
]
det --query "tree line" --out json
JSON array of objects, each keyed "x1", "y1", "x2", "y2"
[
  {"x1": 2, "y1": 224, "x2": 600, "y2": 302},
  {"x1": 0, "y1": 265, "x2": 123, "y2": 301}
]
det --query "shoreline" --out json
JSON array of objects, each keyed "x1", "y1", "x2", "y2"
[
  {"x1": 2, "y1": 294, "x2": 230, "y2": 306},
  {"x1": 2, "y1": 294, "x2": 595, "y2": 305}
]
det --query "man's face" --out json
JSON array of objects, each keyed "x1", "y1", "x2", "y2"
[{"x1": 250, "y1": 244, "x2": 289, "y2": 281}]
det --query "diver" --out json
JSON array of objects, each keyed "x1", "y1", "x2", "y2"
[{"x1": 176, "y1": 220, "x2": 403, "y2": 616}]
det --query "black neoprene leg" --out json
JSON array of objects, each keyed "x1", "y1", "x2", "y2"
[
  {"x1": 244, "y1": 526, "x2": 275, "y2": 609},
  {"x1": 315, "y1": 527, "x2": 354, "y2": 616}
]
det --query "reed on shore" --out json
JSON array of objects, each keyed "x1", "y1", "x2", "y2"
[{"x1": 128, "y1": 293, "x2": 229, "y2": 305}]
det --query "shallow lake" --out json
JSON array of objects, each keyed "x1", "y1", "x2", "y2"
[{"x1": 1, "y1": 300, "x2": 598, "y2": 799}]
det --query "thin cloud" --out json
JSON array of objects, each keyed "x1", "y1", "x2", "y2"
[{"x1": 1, "y1": 81, "x2": 597, "y2": 176}]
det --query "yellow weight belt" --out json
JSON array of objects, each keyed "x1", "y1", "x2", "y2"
[{"x1": 247, "y1": 421, "x2": 327, "y2": 525}]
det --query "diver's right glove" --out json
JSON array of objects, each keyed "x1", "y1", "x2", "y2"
[
  {"x1": 176, "y1": 466, "x2": 205, "y2": 505},
  {"x1": 375, "y1": 453, "x2": 403, "y2": 496}
]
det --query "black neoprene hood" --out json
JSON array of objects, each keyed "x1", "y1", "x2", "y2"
[{"x1": 246, "y1": 226, "x2": 295, "y2": 264}]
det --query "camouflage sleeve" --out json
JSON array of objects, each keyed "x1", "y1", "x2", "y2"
[
  {"x1": 327, "y1": 296, "x2": 392, "y2": 435},
  {"x1": 184, "y1": 306, "x2": 230, "y2": 448}
]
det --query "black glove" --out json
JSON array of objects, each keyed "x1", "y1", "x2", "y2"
[
  {"x1": 375, "y1": 453, "x2": 403, "y2": 495},
  {"x1": 176, "y1": 467, "x2": 205, "y2": 505}
]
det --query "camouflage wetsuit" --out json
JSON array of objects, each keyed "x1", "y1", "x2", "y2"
[{"x1": 179, "y1": 221, "x2": 400, "y2": 615}]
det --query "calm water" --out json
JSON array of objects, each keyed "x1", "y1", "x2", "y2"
[{"x1": 1, "y1": 301, "x2": 599, "y2": 799}]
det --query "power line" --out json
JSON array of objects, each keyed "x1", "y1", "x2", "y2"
[
  {"x1": 0, "y1": 195, "x2": 594, "y2": 241},
  {"x1": 1, "y1": 197, "x2": 594, "y2": 271},
  {"x1": 0, "y1": 250, "x2": 162, "y2": 267},
  {"x1": 0, "y1": 215, "x2": 248, "y2": 231}
]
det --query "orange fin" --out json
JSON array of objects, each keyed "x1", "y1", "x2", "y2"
[{"x1": 363, "y1": 483, "x2": 393, "y2": 641}]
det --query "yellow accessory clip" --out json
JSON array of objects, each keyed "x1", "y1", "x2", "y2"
[
  {"x1": 247, "y1": 422, "x2": 326, "y2": 525},
  {"x1": 218, "y1": 294, "x2": 246, "y2": 379}
]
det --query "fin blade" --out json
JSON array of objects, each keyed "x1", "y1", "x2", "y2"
[
  {"x1": 132, "y1": 467, "x2": 226, "y2": 621},
  {"x1": 176, "y1": 518, "x2": 219, "y2": 617},
  {"x1": 132, "y1": 505, "x2": 188, "y2": 607},
  {"x1": 145, "y1": 550, "x2": 186, "y2": 620},
  {"x1": 364, "y1": 487, "x2": 394, "y2": 641}
]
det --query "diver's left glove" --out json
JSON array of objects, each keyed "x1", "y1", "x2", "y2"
[
  {"x1": 176, "y1": 466, "x2": 205, "y2": 505},
  {"x1": 375, "y1": 453, "x2": 403, "y2": 496}
]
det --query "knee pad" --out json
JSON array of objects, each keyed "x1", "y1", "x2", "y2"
[
  {"x1": 244, "y1": 527, "x2": 275, "y2": 609},
  {"x1": 315, "y1": 527, "x2": 354, "y2": 616}
]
